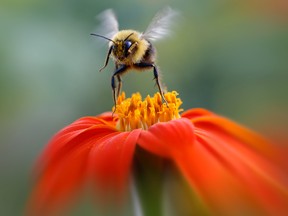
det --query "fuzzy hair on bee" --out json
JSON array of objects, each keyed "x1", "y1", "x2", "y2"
[{"x1": 91, "y1": 7, "x2": 178, "y2": 107}]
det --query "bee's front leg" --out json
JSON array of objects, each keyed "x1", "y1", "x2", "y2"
[
  {"x1": 116, "y1": 75, "x2": 122, "y2": 98},
  {"x1": 111, "y1": 65, "x2": 127, "y2": 109},
  {"x1": 99, "y1": 46, "x2": 113, "y2": 72}
]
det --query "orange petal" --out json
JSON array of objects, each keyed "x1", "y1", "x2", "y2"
[
  {"x1": 137, "y1": 118, "x2": 196, "y2": 158},
  {"x1": 36, "y1": 117, "x2": 116, "y2": 172},
  {"x1": 138, "y1": 111, "x2": 288, "y2": 214},
  {"x1": 97, "y1": 111, "x2": 117, "y2": 124},
  {"x1": 187, "y1": 109, "x2": 288, "y2": 214},
  {"x1": 181, "y1": 108, "x2": 215, "y2": 119},
  {"x1": 26, "y1": 117, "x2": 118, "y2": 215},
  {"x1": 137, "y1": 118, "x2": 245, "y2": 213},
  {"x1": 193, "y1": 116, "x2": 279, "y2": 157},
  {"x1": 88, "y1": 129, "x2": 141, "y2": 198}
]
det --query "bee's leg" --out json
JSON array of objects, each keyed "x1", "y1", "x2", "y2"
[
  {"x1": 99, "y1": 46, "x2": 112, "y2": 72},
  {"x1": 111, "y1": 75, "x2": 117, "y2": 109},
  {"x1": 152, "y1": 65, "x2": 168, "y2": 105},
  {"x1": 116, "y1": 75, "x2": 122, "y2": 98},
  {"x1": 134, "y1": 63, "x2": 168, "y2": 105},
  {"x1": 111, "y1": 65, "x2": 127, "y2": 109}
]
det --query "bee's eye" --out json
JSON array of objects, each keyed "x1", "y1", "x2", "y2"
[{"x1": 124, "y1": 40, "x2": 132, "y2": 50}]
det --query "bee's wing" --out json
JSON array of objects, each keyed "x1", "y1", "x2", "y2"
[
  {"x1": 94, "y1": 9, "x2": 119, "y2": 39},
  {"x1": 141, "y1": 7, "x2": 178, "y2": 41}
]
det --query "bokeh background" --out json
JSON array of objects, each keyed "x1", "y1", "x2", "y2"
[{"x1": 1, "y1": 0, "x2": 287, "y2": 215}]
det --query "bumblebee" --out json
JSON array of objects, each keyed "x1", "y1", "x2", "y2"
[{"x1": 91, "y1": 7, "x2": 178, "y2": 106}]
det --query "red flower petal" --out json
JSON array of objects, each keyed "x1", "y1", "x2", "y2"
[
  {"x1": 88, "y1": 129, "x2": 141, "y2": 197},
  {"x1": 38, "y1": 116, "x2": 116, "y2": 169},
  {"x1": 138, "y1": 110, "x2": 288, "y2": 214},
  {"x1": 137, "y1": 118, "x2": 196, "y2": 158},
  {"x1": 188, "y1": 109, "x2": 288, "y2": 214},
  {"x1": 27, "y1": 107, "x2": 288, "y2": 215},
  {"x1": 181, "y1": 108, "x2": 215, "y2": 119},
  {"x1": 96, "y1": 111, "x2": 116, "y2": 124},
  {"x1": 26, "y1": 117, "x2": 118, "y2": 215},
  {"x1": 192, "y1": 115, "x2": 280, "y2": 158},
  {"x1": 137, "y1": 118, "x2": 244, "y2": 213}
]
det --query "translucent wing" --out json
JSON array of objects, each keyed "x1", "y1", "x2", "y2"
[
  {"x1": 141, "y1": 7, "x2": 179, "y2": 41},
  {"x1": 94, "y1": 9, "x2": 119, "y2": 40}
]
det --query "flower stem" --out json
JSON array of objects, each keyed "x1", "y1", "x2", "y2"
[
  {"x1": 130, "y1": 176, "x2": 144, "y2": 216},
  {"x1": 133, "y1": 146, "x2": 165, "y2": 216}
]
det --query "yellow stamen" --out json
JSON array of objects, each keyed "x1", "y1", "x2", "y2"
[{"x1": 114, "y1": 91, "x2": 183, "y2": 131}]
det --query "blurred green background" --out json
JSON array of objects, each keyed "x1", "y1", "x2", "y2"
[{"x1": 0, "y1": 0, "x2": 287, "y2": 215}]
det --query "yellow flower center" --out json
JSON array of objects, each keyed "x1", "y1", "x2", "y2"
[{"x1": 114, "y1": 91, "x2": 183, "y2": 131}]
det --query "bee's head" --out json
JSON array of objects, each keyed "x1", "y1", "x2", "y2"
[
  {"x1": 90, "y1": 31, "x2": 138, "y2": 63},
  {"x1": 112, "y1": 33, "x2": 136, "y2": 61}
]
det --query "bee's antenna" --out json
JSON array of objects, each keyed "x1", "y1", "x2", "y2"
[
  {"x1": 90, "y1": 33, "x2": 116, "y2": 44},
  {"x1": 124, "y1": 33, "x2": 134, "y2": 41}
]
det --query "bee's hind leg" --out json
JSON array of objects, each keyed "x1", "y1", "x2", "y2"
[
  {"x1": 152, "y1": 65, "x2": 168, "y2": 105},
  {"x1": 134, "y1": 63, "x2": 168, "y2": 105}
]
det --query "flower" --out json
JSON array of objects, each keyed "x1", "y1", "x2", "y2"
[{"x1": 27, "y1": 91, "x2": 288, "y2": 215}]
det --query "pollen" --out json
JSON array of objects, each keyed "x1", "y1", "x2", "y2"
[{"x1": 114, "y1": 91, "x2": 183, "y2": 131}]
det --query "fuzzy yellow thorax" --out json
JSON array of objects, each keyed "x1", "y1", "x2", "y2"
[{"x1": 114, "y1": 91, "x2": 183, "y2": 131}]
